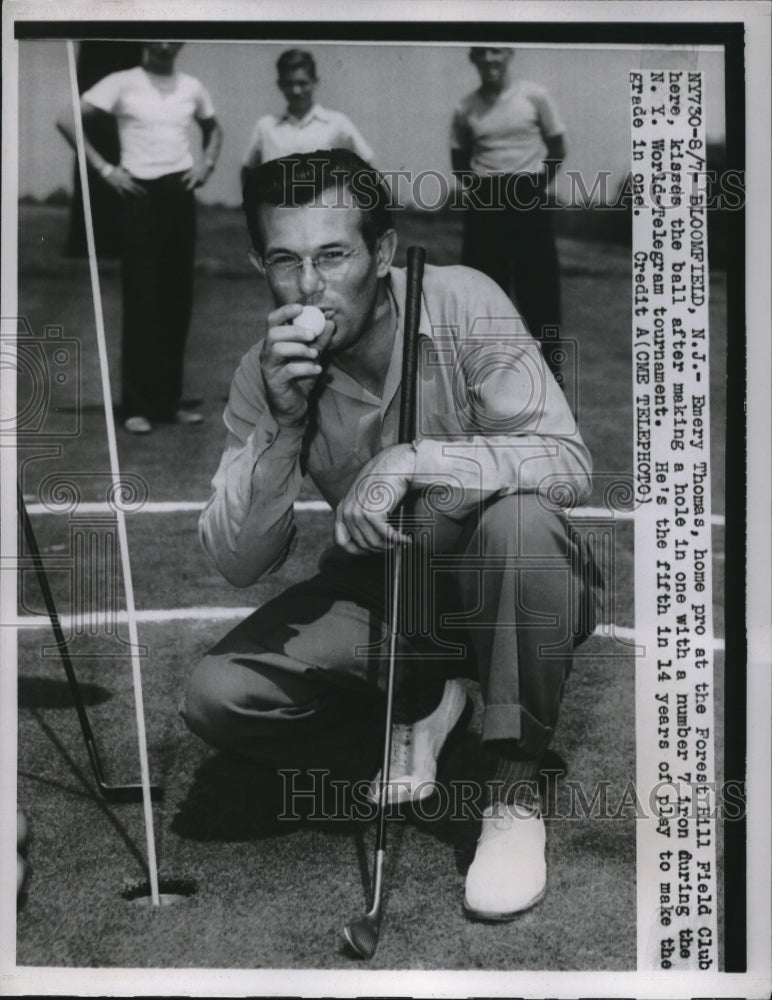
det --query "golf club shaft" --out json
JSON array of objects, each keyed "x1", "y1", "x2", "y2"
[
  {"x1": 18, "y1": 457, "x2": 162, "y2": 804},
  {"x1": 370, "y1": 245, "x2": 426, "y2": 900},
  {"x1": 399, "y1": 246, "x2": 425, "y2": 442},
  {"x1": 18, "y1": 488, "x2": 99, "y2": 743},
  {"x1": 375, "y1": 508, "x2": 405, "y2": 858}
]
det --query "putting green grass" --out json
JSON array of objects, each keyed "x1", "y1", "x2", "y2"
[
  {"x1": 17, "y1": 627, "x2": 637, "y2": 969},
  {"x1": 14, "y1": 203, "x2": 726, "y2": 969}
]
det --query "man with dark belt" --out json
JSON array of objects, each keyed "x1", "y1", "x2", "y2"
[
  {"x1": 57, "y1": 41, "x2": 222, "y2": 433},
  {"x1": 451, "y1": 47, "x2": 565, "y2": 380}
]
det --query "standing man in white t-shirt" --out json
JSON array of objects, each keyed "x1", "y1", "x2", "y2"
[
  {"x1": 241, "y1": 49, "x2": 373, "y2": 184},
  {"x1": 451, "y1": 47, "x2": 565, "y2": 380},
  {"x1": 57, "y1": 42, "x2": 223, "y2": 434}
]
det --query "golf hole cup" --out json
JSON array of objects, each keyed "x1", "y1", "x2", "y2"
[
  {"x1": 294, "y1": 305, "x2": 326, "y2": 337},
  {"x1": 17, "y1": 810, "x2": 29, "y2": 897},
  {"x1": 123, "y1": 877, "x2": 198, "y2": 907}
]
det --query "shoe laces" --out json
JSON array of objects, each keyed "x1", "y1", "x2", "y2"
[{"x1": 485, "y1": 800, "x2": 542, "y2": 831}]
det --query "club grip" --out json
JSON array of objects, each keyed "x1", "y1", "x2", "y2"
[{"x1": 399, "y1": 245, "x2": 426, "y2": 444}]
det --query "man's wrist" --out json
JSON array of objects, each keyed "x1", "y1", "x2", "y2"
[{"x1": 98, "y1": 162, "x2": 115, "y2": 180}]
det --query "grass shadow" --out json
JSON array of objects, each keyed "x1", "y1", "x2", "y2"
[
  {"x1": 171, "y1": 752, "x2": 374, "y2": 844},
  {"x1": 18, "y1": 675, "x2": 113, "y2": 710},
  {"x1": 25, "y1": 709, "x2": 150, "y2": 871}
]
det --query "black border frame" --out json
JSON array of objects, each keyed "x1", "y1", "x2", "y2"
[{"x1": 11, "y1": 15, "x2": 748, "y2": 973}]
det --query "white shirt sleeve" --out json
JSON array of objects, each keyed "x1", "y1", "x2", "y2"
[
  {"x1": 194, "y1": 79, "x2": 216, "y2": 121},
  {"x1": 198, "y1": 343, "x2": 305, "y2": 586},
  {"x1": 337, "y1": 113, "x2": 374, "y2": 164},
  {"x1": 531, "y1": 84, "x2": 564, "y2": 139},
  {"x1": 242, "y1": 118, "x2": 265, "y2": 168},
  {"x1": 411, "y1": 266, "x2": 592, "y2": 515},
  {"x1": 81, "y1": 71, "x2": 124, "y2": 114}
]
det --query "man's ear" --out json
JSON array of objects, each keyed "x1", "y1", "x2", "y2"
[
  {"x1": 375, "y1": 229, "x2": 398, "y2": 277},
  {"x1": 248, "y1": 248, "x2": 265, "y2": 276}
]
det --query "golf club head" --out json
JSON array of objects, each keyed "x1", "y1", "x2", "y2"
[
  {"x1": 98, "y1": 782, "x2": 164, "y2": 803},
  {"x1": 343, "y1": 912, "x2": 380, "y2": 959},
  {"x1": 89, "y1": 745, "x2": 164, "y2": 802}
]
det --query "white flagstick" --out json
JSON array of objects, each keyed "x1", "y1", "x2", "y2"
[{"x1": 66, "y1": 40, "x2": 160, "y2": 907}]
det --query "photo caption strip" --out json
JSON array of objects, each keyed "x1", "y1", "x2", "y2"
[{"x1": 631, "y1": 70, "x2": 718, "y2": 972}]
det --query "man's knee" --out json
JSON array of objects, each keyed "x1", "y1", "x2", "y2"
[
  {"x1": 479, "y1": 493, "x2": 566, "y2": 557},
  {"x1": 180, "y1": 653, "x2": 245, "y2": 749}
]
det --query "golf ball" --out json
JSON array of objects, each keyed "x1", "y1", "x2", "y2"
[{"x1": 293, "y1": 305, "x2": 326, "y2": 336}]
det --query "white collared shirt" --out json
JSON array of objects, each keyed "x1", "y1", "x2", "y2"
[
  {"x1": 200, "y1": 264, "x2": 591, "y2": 586},
  {"x1": 242, "y1": 103, "x2": 374, "y2": 166}
]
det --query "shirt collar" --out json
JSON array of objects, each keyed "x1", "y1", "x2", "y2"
[
  {"x1": 277, "y1": 103, "x2": 330, "y2": 127},
  {"x1": 321, "y1": 267, "x2": 430, "y2": 416}
]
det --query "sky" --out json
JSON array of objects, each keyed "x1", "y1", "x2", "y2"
[{"x1": 18, "y1": 40, "x2": 725, "y2": 207}]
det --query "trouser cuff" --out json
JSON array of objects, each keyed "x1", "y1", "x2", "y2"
[{"x1": 482, "y1": 703, "x2": 553, "y2": 759}]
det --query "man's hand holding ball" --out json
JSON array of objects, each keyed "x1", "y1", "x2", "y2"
[
  {"x1": 294, "y1": 305, "x2": 327, "y2": 338},
  {"x1": 260, "y1": 304, "x2": 334, "y2": 428}
]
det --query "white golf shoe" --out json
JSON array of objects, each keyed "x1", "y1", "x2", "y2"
[
  {"x1": 367, "y1": 678, "x2": 468, "y2": 805},
  {"x1": 124, "y1": 415, "x2": 152, "y2": 434},
  {"x1": 463, "y1": 801, "x2": 547, "y2": 920}
]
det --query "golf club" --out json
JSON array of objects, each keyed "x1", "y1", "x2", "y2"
[
  {"x1": 343, "y1": 244, "x2": 426, "y2": 959},
  {"x1": 18, "y1": 486, "x2": 164, "y2": 803}
]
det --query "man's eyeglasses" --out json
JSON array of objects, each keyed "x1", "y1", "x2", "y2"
[{"x1": 260, "y1": 244, "x2": 370, "y2": 282}]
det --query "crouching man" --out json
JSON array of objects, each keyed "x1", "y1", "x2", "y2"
[{"x1": 182, "y1": 149, "x2": 599, "y2": 920}]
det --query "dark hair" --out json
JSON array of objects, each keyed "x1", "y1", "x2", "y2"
[
  {"x1": 242, "y1": 149, "x2": 395, "y2": 254},
  {"x1": 469, "y1": 46, "x2": 512, "y2": 63},
  {"x1": 276, "y1": 48, "x2": 317, "y2": 80}
]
